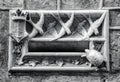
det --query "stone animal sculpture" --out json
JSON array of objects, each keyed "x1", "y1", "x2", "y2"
[
  {"x1": 85, "y1": 49, "x2": 104, "y2": 67},
  {"x1": 84, "y1": 41, "x2": 104, "y2": 67}
]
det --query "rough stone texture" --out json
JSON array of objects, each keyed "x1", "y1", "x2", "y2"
[
  {"x1": 41, "y1": 75, "x2": 101, "y2": 82},
  {"x1": 61, "y1": 0, "x2": 100, "y2": 10},
  {"x1": 109, "y1": 10, "x2": 120, "y2": 26},
  {"x1": 8, "y1": 73, "x2": 102, "y2": 82},
  {"x1": 104, "y1": 0, "x2": 120, "y2": 7},
  {"x1": 0, "y1": 0, "x2": 120, "y2": 82},
  {"x1": 0, "y1": 11, "x2": 9, "y2": 82},
  {"x1": 0, "y1": 0, "x2": 23, "y2": 9},
  {"x1": 105, "y1": 73, "x2": 120, "y2": 82},
  {"x1": 110, "y1": 30, "x2": 120, "y2": 70},
  {"x1": 24, "y1": 0, "x2": 57, "y2": 10}
]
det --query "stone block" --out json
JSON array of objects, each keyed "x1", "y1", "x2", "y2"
[
  {"x1": 25, "y1": 0, "x2": 57, "y2": 10},
  {"x1": 61, "y1": 0, "x2": 100, "y2": 10},
  {"x1": 104, "y1": 0, "x2": 120, "y2": 7},
  {"x1": 109, "y1": 10, "x2": 120, "y2": 26},
  {"x1": 0, "y1": 0, "x2": 23, "y2": 9},
  {"x1": 110, "y1": 30, "x2": 120, "y2": 70},
  {"x1": 0, "y1": 11, "x2": 9, "y2": 82}
]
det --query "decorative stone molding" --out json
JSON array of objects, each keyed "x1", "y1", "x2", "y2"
[{"x1": 8, "y1": 9, "x2": 110, "y2": 72}]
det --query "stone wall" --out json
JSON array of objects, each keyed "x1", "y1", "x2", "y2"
[{"x1": 0, "y1": 0, "x2": 120, "y2": 82}]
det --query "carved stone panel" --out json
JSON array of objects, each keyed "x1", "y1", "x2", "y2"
[{"x1": 8, "y1": 9, "x2": 110, "y2": 72}]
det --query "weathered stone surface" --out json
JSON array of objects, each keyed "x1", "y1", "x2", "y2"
[
  {"x1": 41, "y1": 75, "x2": 101, "y2": 82},
  {"x1": 0, "y1": 0, "x2": 23, "y2": 9},
  {"x1": 61, "y1": 0, "x2": 100, "y2": 10},
  {"x1": 109, "y1": 10, "x2": 120, "y2": 26},
  {"x1": 110, "y1": 30, "x2": 120, "y2": 70},
  {"x1": 104, "y1": 0, "x2": 120, "y2": 7},
  {"x1": 0, "y1": 0, "x2": 120, "y2": 82},
  {"x1": 106, "y1": 74, "x2": 120, "y2": 82},
  {"x1": 25, "y1": 0, "x2": 57, "y2": 10},
  {"x1": 7, "y1": 73, "x2": 102, "y2": 82},
  {"x1": 0, "y1": 11, "x2": 9, "y2": 82},
  {"x1": 0, "y1": 11, "x2": 9, "y2": 68}
]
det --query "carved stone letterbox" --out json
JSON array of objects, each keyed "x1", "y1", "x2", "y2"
[{"x1": 8, "y1": 9, "x2": 110, "y2": 72}]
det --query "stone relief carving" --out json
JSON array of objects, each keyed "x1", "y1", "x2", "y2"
[{"x1": 8, "y1": 9, "x2": 110, "y2": 72}]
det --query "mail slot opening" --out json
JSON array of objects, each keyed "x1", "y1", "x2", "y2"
[{"x1": 28, "y1": 41, "x2": 89, "y2": 52}]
